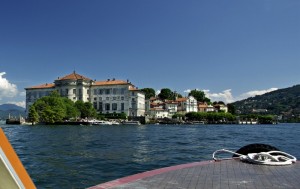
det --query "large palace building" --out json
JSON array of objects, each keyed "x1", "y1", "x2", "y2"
[{"x1": 25, "y1": 72, "x2": 145, "y2": 117}]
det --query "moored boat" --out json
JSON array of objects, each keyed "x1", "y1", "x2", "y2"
[
  {"x1": 122, "y1": 120, "x2": 141, "y2": 125},
  {"x1": 5, "y1": 115, "x2": 25, "y2": 125},
  {"x1": 90, "y1": 120, "x2": 113, "y2": 125}
]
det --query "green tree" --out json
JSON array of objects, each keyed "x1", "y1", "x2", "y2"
[
  {"x1": 171, "y1": 91, "x2": 182, "y2": 99},
  {"x1": 227, "y1": 103, "x2": 236, "y2": 115},
  {"x1": 141, "y1": 88, "x2": 156, "y2": 99},
  {"x1": 75, "y1": 101, "x2": 97, "y2": 119},
  {"x1": 213, "y1": 101, "x2": 225, "y2": 105},
  {"x1": 185, "y1": 112, "x2": 235, "y2": 123},
  {"x1": 63, "y1": 98, "x2": 80, "y2": 120},
  {"x1": 28, "y1": 106, "x2": 39, "y2": 125},
  {"x1": 189, "y1": 89, "x2": 210, "y2": 103},
  {"x1": 176, "y1": 93, "x2": 183, "y2": 98},
  {"x1": 172, "y1": 113, "x2": 184, "y2": 119},
  {"x1": 258, "y1": 115, "x2": 274, "y2": 124},
  {"x1": 75, "y1": 101, "x2": 85, "y2": 118},
  {"x1": 37, "y1": 97, "x2": 66, "y2": 123},
  {"x1": 158, "y1": 88, "x2": 173, "y2": 100}
]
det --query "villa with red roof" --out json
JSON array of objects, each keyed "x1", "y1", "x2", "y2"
[{"x1": 25, "y1": 72, "x2": 145, "y2": 117}]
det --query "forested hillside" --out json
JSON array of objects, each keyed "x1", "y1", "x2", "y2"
[{"x1": 231, "y1": 85, "x2": 300, "y2": 122}]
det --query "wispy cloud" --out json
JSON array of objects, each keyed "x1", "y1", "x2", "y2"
[
  {"x1": 19, "y1": 91, "x2": 26, "y2": 97},
  {"x1": 237, "y1": 88, "x2": 278, "y2": 101},
  {"x1": 156, "y1": 90, "x2": 160, "y2": 96},
  {"x1": 184, "y1": 88, "x2": 278, "y2": 103},
  {"x1": 204, "y1": 89, "x2": 234, "y2": 103},
  {"x1": 7, "y1": 101, "x2": 26, "y2": 108},
  {"x1": 0, "y1": 72, "x2": 18, "y2": 100}
]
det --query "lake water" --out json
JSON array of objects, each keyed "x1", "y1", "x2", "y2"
[{"x1": 1, "y1": 123, "x2": 299, "y2": 189}]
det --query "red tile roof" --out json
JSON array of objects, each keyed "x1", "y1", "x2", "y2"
[
  {"x1": 25, "y1": 83, "x2": 55, "y2": 89},
  {"x1": 93, "y1": 80, "x2": 129, "y2": 86},
  {"x1": 57, "y1": 72, "x2": 92, "y2": 81},
  {"x1": 176, "y1": 98, "x2": 187, "y2": 102}
]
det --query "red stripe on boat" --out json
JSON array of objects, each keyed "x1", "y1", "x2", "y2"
[{"x1": 88, "y1": 160, "x2": 213, "y2": 189}]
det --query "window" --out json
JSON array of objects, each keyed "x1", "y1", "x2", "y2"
[
  {"x1": 105, "y1": 103, "x2": 110, "y2": 111},
  {"x1": 65, "y1": 89, "x2": 68, "y2": 95},
  {"x1": 99, "y1": 89, "x2": 103, "y2": 95},
  {"x1": 106, "y1": 97, "x2": 109, "y2": 101},
  {"x1": 112, "y1": 103, "x2": 117, "y2": 111},
  {"x1": 87, "y1": 89, "x2": 90, "y2": 94},
  {"x1": 132, "y1": 92, "x2": 135, "y2": 96},
  {"x1": 93, "y1": 102, "x2": 97, "y2": 109},
  {"x1": 121, "y1": 96, "x2": 124, "y2": 100},
  {"x1": 94, "y1": 97, "x2": 97, "y2": 101},
  {"x1": 121, "y1": 88, "x2": 126, "y2": 94},
  {"x1": 73, "y1": 89, "x2": 76, "y2": 94},
  {"x1": 113, "y1": 97, "x2": 116, "y2": 100},
  {"x1": 105, "y1": 89, "x2": 110, "y2": 95},
  {"x1": 121, "y1": 103, "x2": 124, "y2": 111},
  {"x1": 79, "y1": 89, "x2": 82, "y2": 95},
  {"x1": 99, "y1": 102, "x2": 103, "y2": 111},
  {"x1": 113, "y1": 88, "x2": 117, "y2": 94}
]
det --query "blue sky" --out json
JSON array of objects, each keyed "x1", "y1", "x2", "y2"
[{"x1": 0, "y1": 0, "x2": 299, "y2": 107}]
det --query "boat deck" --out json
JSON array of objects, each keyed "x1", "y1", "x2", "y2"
[{"x1": 89, "y1": 159, "x2": 300, "y2": 189}]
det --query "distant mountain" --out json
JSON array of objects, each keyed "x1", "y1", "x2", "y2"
[
  {"x1": 0, "y1": 104, "x2": 25, "y2": 111},
  {"x1": 0, "y1": 104, "x2": 26, "y2": 119},
  {"x1": 231, "y1": 85, "x2": 300, "y2": 121}
]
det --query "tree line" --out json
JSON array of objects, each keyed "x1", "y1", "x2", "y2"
[
  {"x1": 141, "y1": 88, "x2": 212, "y2": 103},
  {"x1": 28, "y1": 91, "x2": 98, "y2": 124},
  {"x1": 27, "y1": 88, "x2": 276, "y2": 125}
]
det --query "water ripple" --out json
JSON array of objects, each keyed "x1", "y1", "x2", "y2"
[{"x1": 0, "y1": 123, "x2": 299, "y2": 188}]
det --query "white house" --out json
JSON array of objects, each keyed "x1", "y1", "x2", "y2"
[
  {"x1": 25, "y1": 72, "x2": 145, "y2": 117},
  {"x1": 165, "y1": 101, "x2": 178, "y2": 117},
  {"x1": 176, "y1": 96, "x2": 198, "y2": 113},
  {"x1": 148, "y1": 108, "x2": 169, "y2": 119}
]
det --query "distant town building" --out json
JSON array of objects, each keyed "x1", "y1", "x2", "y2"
[
  {"x1": 146, "y1": 96, "x2": 198, "y2": 119},
  {"x1": 25, "y1": 72, "x2": 145, "y2": 116},
  {"x1": 198, "y1": 102, "x2": 208, "y2": 112},
  {"x1": 214, "y1": 104, "x2": 228, "y2": 113},
  {"x1": 176, "y1": 96, "x2": 198, "y2": 113}
]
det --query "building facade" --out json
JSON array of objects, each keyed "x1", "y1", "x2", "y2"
[
  {"x1": 176, "y1": 96, "x2": 198, "y2": 113},
  {"x1": 146, "y1": 96, "x2": 198, "y2": 119},
  {"x1": 25, "y1": 72, "x2": 145, "y2": 117}
]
